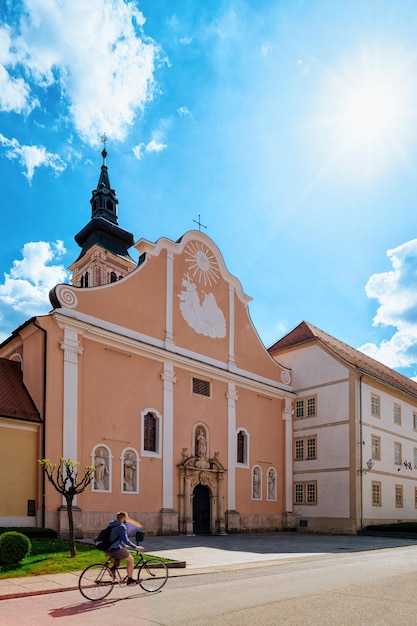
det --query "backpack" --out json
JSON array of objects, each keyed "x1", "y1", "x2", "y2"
[{"x1": 94, "y1": 525, "x2": 113, "y2": 551}]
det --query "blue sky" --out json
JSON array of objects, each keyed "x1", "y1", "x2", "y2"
[{"x1": 1, "y1": 0, "x2": 417, "y2": 378}]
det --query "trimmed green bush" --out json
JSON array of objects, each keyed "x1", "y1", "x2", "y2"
[
  {"x1": 0, "y1": 527, "x2": 57, "y2": 539},
  {"x1": 0, "y1": 532, "x2": 31, "y2": 565}
]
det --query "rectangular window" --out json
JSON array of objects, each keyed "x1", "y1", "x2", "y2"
[
  {"x1": 394, "y1": 442, "x2": 402, "y2": 465},
  {"x1": 294, "y1": 481, "x2": 317, "y2": 505},
  {"x1": 294, "y1": 436, "x2": 317, "y2": 461},
  {"x1": 295, "y1": 396, "x2": 317, "y2": 419},
  {"x1": 414, "y1": 448, "x2": 417, "y2": 469},
  {"x1": 372, "y1": 481, "x2": 381, "y2": 506},
  {"x1": 394, "y1": 403, "x2": 401, "y2": 425},
  {"x1": 307, "y1": 397, "x2": 316, "y2": 416},
  {"x1": 295, "y1": 400, "x2": 304, "y2": 418},
  {"x1": 371, "y1": 394, "x2": 380, "y2": 417},
  {"x1": 414, "y1": 413, "x2": 417, "y2": 430},
  {"x1": 295, "y1": 439, "x2": 304, "y2": 460},
  {"x1": 192, "y1": 377, "x2": 211, "y2": 397},
  {"x1": 395, "y1": 484, "x2": 403, "y2": 508},
  {"x1": 295, "y1": 483, "x2": 304, "y2": 504},
  {"x1": 306, "y1": 437, "x2": 317, "y2": 459},
  {"x1": 371, "y1": 435, "x2": 381, "y2": 460},
  {"x1": 414, "y1": 487, "x2": 417, "y2": 509}
]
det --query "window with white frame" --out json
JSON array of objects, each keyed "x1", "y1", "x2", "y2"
[
  {"x1": 414, "y1": 448, "x2": 417, "y2": 469},
  {"x1": 141, "y1": 409, "x2": 162, "y2": 457},
  {"x1": 236, "y1": 428, "x2": 249, "y2": 466},
  {"x1": 394, "y1": 403, "x2": 401, "y2": 425},
  {"x1": 394, "y1": 441, "x2": 402, "y2": 466}
]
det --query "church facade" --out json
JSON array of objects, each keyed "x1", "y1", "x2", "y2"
[{"x1": 0, "y1": 152, "x2": 295, "y2": 536}]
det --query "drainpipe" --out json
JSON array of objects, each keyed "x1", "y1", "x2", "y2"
[
  {"x1": 359, "y1": 375, "x2": 364, "y2": 530},
  {"x1": 33, "y1": 320, "x2": 47, "y2": 528}
]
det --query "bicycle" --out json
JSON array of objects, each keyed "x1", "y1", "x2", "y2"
[{"x1": 78, "y1": 550, "x2": 169, "y2": 601}]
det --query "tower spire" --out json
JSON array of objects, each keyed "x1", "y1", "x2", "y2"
[{"x1": 69, "y1": 141, "x2": 136, "y2": 288}]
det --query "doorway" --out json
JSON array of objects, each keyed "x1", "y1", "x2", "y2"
[{"x1": 192, "y1": 484, "x2": 211, "y2": 534}]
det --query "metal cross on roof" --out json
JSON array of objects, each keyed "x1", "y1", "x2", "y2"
[{"x1": 193, "y1": 214, "x2": 207, "y2": 231}]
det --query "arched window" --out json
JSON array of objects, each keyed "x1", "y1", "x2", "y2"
[
  {"x1": 236, "y1": 428, "x2": 249, "y2": 467},
  {"x1": 141, "y1": 409, "x2": 162, "y2": 458},
  {"x1": 110, "y1": 271, "x2": 117, "y2": 283},
  {"x1": 91, "y1": 444, "x2": 112, "y2": 492},
  {"x1": 121, "y1": 448, "x2": 139, "y2": 494}
]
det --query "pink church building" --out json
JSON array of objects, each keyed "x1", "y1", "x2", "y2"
[{"x1": 0, "y1": 149, "x2": 295, "y2": 537}]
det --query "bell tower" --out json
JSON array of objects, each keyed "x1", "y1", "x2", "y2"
[{"x1": 69, "y1": 139, "x2": 136, "y2": 287}]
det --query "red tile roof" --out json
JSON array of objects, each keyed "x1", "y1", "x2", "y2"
[
  {"x1": 269, "y1": 321, "x2": 417, "y2": 400},
  {"x1": 0, "y1": 358, "x2": 41, "y2": 422}
]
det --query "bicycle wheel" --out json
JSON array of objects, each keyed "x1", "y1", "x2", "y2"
[
  {"x1": 137, "y1": 557, "x2": 168, "y2": 592},
  {"x1": 79, "y1": 563, "x2": 115, "y2": 601}
]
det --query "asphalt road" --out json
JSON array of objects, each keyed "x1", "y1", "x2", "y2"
[{"x1": 2, "y1": 545, "x2": 417, "y2": 625}]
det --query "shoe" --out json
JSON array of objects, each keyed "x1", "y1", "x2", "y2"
[{"x1": 127, "y1": 578, "x2": 136, "y2": 585}]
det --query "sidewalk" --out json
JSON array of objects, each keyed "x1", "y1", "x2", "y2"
[{"x1": 1, "y1": 532, "x2": 416, "y2": 601}]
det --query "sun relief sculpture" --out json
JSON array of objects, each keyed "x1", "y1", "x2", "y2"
[{"x1": 178, "y1": 242, "x2": 226, "y2": 338}]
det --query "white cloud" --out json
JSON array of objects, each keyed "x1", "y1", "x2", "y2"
[
  {"x1": 146, "y1": 139, "x2": 167, "y2": 153},
  {"x1": 0, "y1": 25, "x2": 39, "y2": 114},
  {"x1": 0, "y1": 241, "x2": 69, "y2": 317},
  {"x1": 359, "y1": 239, "x2": 417, "y2": 368},
  {"x1": 133, "y1": 138, "x2": 168, "y2": 160},
  {"x1": 0, "y1": 133, "x2": 66, "y2": 182},
  {"x1": 177, "y1": 106, "x2": 191, "y2": 117},
  {"x1": 260, "y1": 43, "x2": 273, "y2": 57},
  {"x1": 1, "y1": 0, "x2": 159, "y2": 145}
]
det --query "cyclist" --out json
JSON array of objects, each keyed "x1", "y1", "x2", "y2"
[{"x1": 106, "y1": 511, "x2": 143, "y2": 585}]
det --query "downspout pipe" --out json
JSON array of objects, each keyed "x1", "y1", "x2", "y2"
[
  {"x1": 33, "y1": 320, "x2": 47, "y2": 528},
  {"x1": 359, "y1": 375, "x2": 364, "y2": 530}
]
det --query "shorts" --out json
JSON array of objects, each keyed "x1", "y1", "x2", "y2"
[{"x1": 107, "y1": 547, "x2": 130, "y2": 560}]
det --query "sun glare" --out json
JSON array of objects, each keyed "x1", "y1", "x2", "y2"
[
  {"x1": 314, "y1": 46, "x2": 417, "y2": 180},
  {"x1": 344, "y1": 79, "x2": 401, "y2": 142}
]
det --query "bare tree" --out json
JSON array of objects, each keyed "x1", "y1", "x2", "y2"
[{"x1": 38, "y1": 458, "x2": 95, "y2": 558}]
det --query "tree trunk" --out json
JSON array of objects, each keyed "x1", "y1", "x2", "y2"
[{"x1": 66, "y1": 496, "x2": 77, "y2": 558}]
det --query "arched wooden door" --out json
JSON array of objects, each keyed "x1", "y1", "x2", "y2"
[{"x1": 192, "y1": 484, "x2": 211, "y2": 534}]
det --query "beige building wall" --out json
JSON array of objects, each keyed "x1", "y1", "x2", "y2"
[{"x1": 0, "y1": 420, "x2": 39, "y2": 525}]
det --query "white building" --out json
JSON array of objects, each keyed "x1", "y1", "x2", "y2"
[{"x1": 269, "y1": 321, "x2": 417, "y2": 533}]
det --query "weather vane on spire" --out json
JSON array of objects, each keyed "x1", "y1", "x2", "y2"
[{"x1": 100, "y1": 133, "x2": 108, "y2": 165}]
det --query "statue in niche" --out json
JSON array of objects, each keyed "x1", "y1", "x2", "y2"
[
  {"x1": 196, "y1": 427, "x2": 207, "y2": 459},
  {"x1": 268, "y1": 469, "x2": 276, "y2": 500},
  {"x1": 123, "y1": 452, "x2": 136, "y2": 491},
  {"x1": 252, "y1": 467, "x2": 261, "y2": 499},
  {"x1": 94, "y1": 448, "x2": 109, "y2": 490}
]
